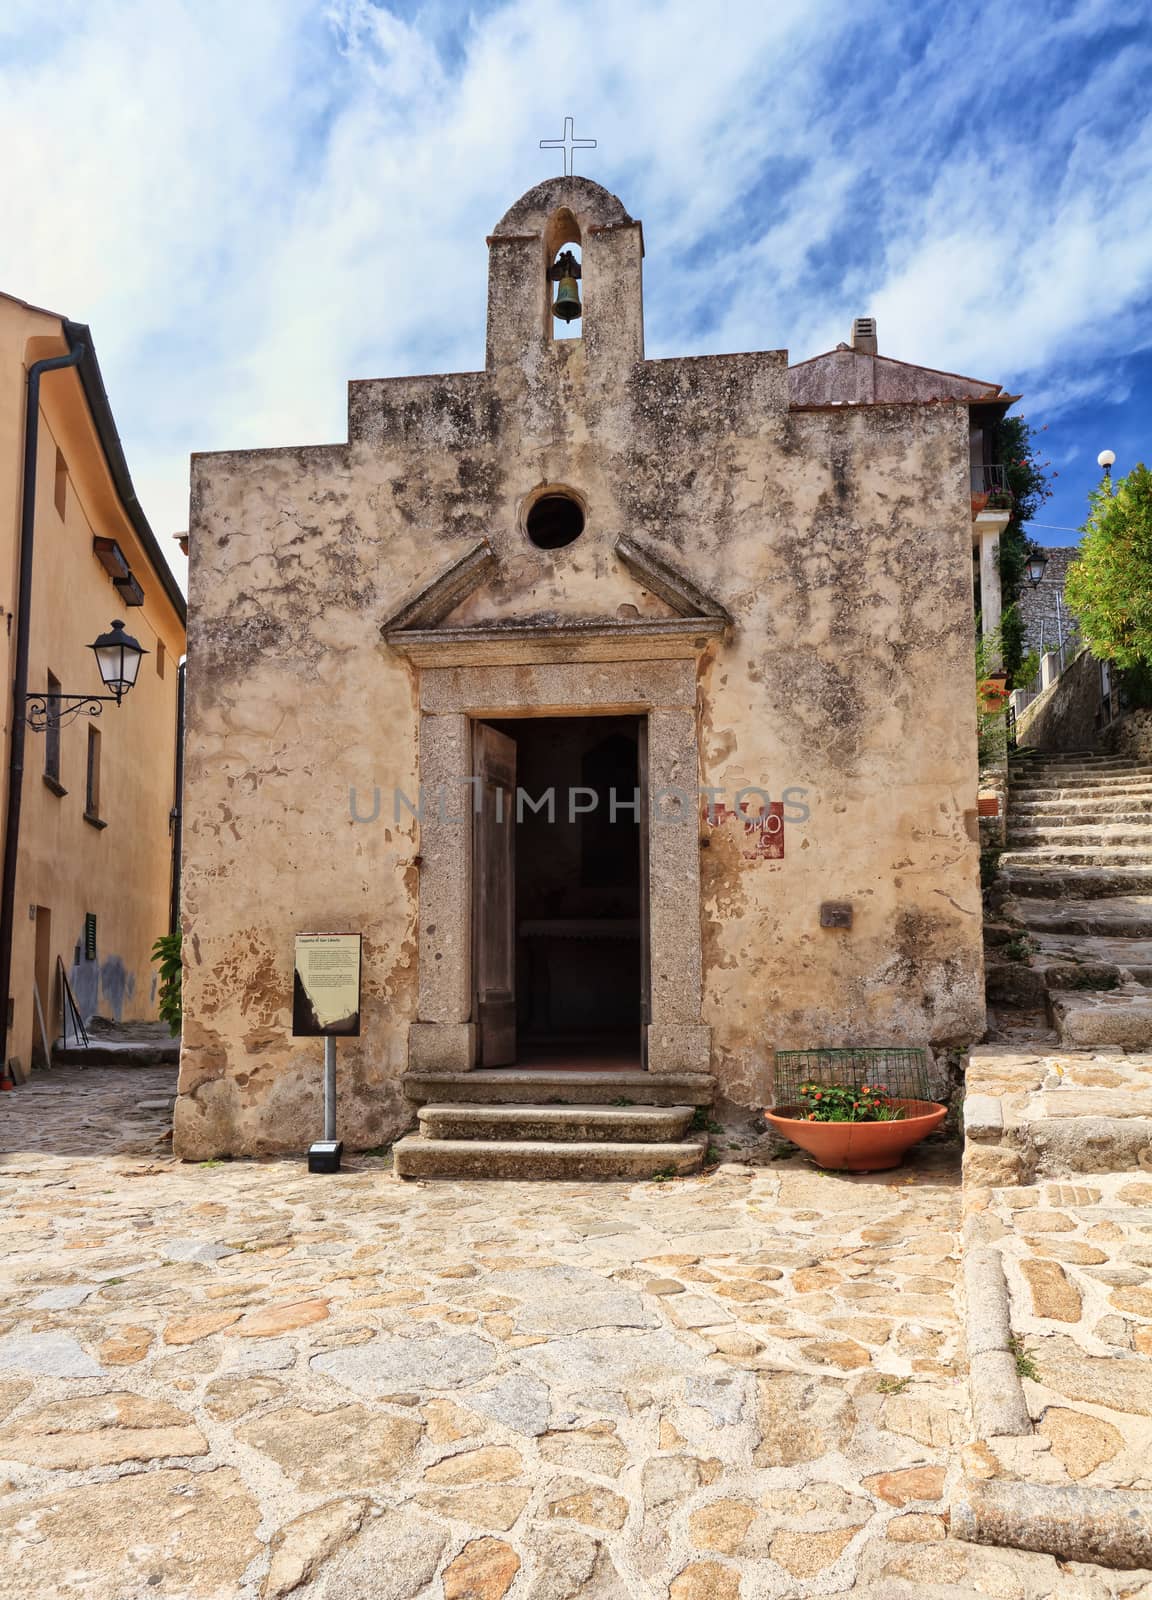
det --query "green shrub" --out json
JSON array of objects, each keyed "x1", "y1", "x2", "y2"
[
  {"x1": 980, "y1": 848, "x2": 1003, "y2": 892},
  {"x1": 151, "y1": 932, "x2": 182, "y2": 1038}
]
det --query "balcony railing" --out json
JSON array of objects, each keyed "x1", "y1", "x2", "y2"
[{"x1": 971, "y1": 464, "x2": 1013, "y2": 514}]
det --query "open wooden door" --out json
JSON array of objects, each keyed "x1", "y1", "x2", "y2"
[
  {"x1": 473, "y1": 723, "x2": 517, "y2": 1065},
  {"x1": 638, "y1": 716, "x2": 651, "y2": 1068}
]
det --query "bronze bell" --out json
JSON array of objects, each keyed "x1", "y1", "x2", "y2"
[{"x1": 550, "y1": 249, "x2": 582, "y2": 323}]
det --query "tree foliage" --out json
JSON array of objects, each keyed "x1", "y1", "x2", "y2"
[
  {"x1": 1065, "y1": 464, "x2": 1152, "y2": 669},
  {"x1": 987, "y1": 415, "x2": 1053, "y2": 683},
  {"x1": 152, "y1": 932, "x2": 182, "y2": 1038}
]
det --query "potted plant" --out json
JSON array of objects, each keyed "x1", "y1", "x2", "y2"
[
  {"x1": 977, "y1": 674, "x2": 1010, "y2": 714},
  {"x1": 765, "y1": 1079, "x2": 946, "y2": 1172}
]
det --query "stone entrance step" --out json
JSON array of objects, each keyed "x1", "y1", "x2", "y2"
[
  {"x1": 416, "y1": 1102, "x2": 697, "y2": 1143},
  {"x1": 1048, "y1": 986, "x2": 1152, "y2": 1047},
  {"x1": 964, "y1": 1049, "x2": 1152, "y2": 1177},
  {"x1": 393, "y1": 1132, "x2": 709, "y2": 1180},
  {"x1": 53, "y1": 1037, "x2": 180, "y2": 1068},
  {"x1": 402, "y1": 1069, "x2": 714, "y2": 1108}
]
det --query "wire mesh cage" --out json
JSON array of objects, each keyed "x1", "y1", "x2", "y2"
[{"x1": 773, "y1": 1048, "x2": 935, "y2": 1111}]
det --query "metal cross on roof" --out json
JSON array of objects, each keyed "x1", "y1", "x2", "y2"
[{"x1": 539, "y1": 116, "x2": 597, "y2": 177}]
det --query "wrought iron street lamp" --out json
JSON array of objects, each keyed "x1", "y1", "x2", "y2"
[
  {"x1": 1025, "y1": 553, "x2": 1049, "y2": 587},
  {"x1": 24, "y1": 619, "x2": 148, "y2": 731}
]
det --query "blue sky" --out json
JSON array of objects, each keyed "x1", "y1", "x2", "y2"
[{"x1": 3, "y1": 0, "x2": 1151, "y2": 580}]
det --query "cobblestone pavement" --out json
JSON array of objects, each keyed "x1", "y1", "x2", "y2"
[
  {"x1": 974, "y1": 1167, "x2": 1152, "y2": 1485},
  {"x1": 1, "y1": 1068, "x2": 1148, "y2": 1599},
  {"x1": 959, "y1": 1042, "x2": 1152, "y2": 1577}
]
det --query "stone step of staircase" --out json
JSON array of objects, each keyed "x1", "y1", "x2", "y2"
[
  {"x1": 1032, "y1": 927, "x2": 1152, "y2": 973},
  {"x1": 1010, "y1": 762, "x2": 1152, "y2": 777},
  {"x1": 1007, "y1": 825, "x2": 1152, "y2": 848},
  {"x1": 1004, "y1": 894, "x2": 1152, "y2": 937},
  {"x1": 1047, "y1": 987, "x2": 1152, "y2": 1048},
  {"x1": 415, "y1": 1102, "x2": 697, "y2": 1143},
  {"x1": 1002, "y1": 865, "x2": 1152, "y2": 899},
  {"x1": 1011, "y1": 765, "x2": 1148, "y2": 782},
  {"x1": 1000, "y1": 846, "x2": 1152, "y2": 868},
  {"x1": 983, "y1": 958, "x2": 1048, "y2": 1007},
  {"x1": 402, "y1": 1069, "x2": 714, "y2": 1108},
  {"x1": 1010, "y1": 754, "x2": 1142, "y2": 768},
  {"x1": 1011, "y1": 800, "x2": 1152, "y2": 825},
  {"x1": 393, "y1": 1133, "x2": 709, "y2": 1181},
  {"x1": 1010, "y1": 752, "x2": 1148, "y2": 767},
  {"x1": 1010, "y1": 782, "x2": 1152, "y2": 801}
]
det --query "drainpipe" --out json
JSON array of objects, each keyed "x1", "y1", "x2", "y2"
[
  {"x1": 0, "y1": 343, "x2": 86, "y2": 1083},
  {"x1": 169, "y1": 658, "x2": 185, "y2": 936}
]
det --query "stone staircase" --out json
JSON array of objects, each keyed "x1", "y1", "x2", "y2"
[
  {"x1": 987, "y1": 749, "x2": 1152, "y2": 1046},
  {"x1": 960, "y1": 761, "x2": 1152, "y2": 1565},
  {"x1": 394, "y1": 1068, "x2": 713, "y2": 1179}
]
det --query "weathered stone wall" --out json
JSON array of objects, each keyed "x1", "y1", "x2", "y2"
[
  {"x1": 175, "y1": 178, "x2": 984, "y2": 1157},
  {"x1": 1017, "y1": 547, "x2": 1079, "y2": 659},
  {"x1": 1106, "y1": 705, "x2": 1152, "y2": 761},
  {"x1": 1015, "y1": 648, "x2": 1105, "y2": 753}
]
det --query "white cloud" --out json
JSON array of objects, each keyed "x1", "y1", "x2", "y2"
[{"x1": 2, "y1": 0, "x2": 1150, "y2": 573}]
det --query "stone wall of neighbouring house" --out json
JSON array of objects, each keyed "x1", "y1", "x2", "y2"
[
  {"x1": 1015, "y1": 646, "x2": 1106, "y2": 752},
  {"x1": 175, "y1": 177, "x2": 985, "y2": 1159},
  {"x1": 0, "y1": 297, "x2": 187, "y2": 1080},
  {"x1": 1017, "y1": 546, "x2": 1079, "y2": 659},
  {"x1": 1106, "y1": 706, "x2": 1152, "y2": 761}
]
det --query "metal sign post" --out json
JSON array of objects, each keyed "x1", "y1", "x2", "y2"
[
  {"x1": 293, "y1": 933, "x2": 362, "y2": 1174},
  {"x1": 309, "y1": 1035, "x2": 342, "y2": 1174},
  {"x1": 324, "y1": 1035, "x2": 337, "y2": 1141}
]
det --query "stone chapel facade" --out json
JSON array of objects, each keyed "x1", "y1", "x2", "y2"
[{"x1": 174, "y1": 178, "x2": 988, "y2": 1160}]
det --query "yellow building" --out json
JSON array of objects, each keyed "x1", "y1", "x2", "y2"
[{"x1": 0, "y1": 291, "x2": 186, "y2": 1081}]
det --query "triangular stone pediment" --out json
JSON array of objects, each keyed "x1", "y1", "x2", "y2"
[{"x1": 381, "y1": 536, "x2": 731, "y2": 667}]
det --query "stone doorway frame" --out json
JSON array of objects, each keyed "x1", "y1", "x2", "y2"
[{"x1": 408, "y1": 659, "x2": 711, "y2": 1077}]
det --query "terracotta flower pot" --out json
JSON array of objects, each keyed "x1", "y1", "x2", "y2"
[
  {"x1": 764, "y1": 1099, "x2": 947, "y2": 1172},
  {"x1": 977, "y1": 676, "x2": 1010, "y2": 713}
]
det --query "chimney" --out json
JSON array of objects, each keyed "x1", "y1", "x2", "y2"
[{"x1": 851, "y1": 317, "x2": 877, "y2": 355}]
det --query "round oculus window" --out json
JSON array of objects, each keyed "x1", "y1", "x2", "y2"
[{"x1": 525, "y1": 493, "x2": 585, "y2": 550}]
